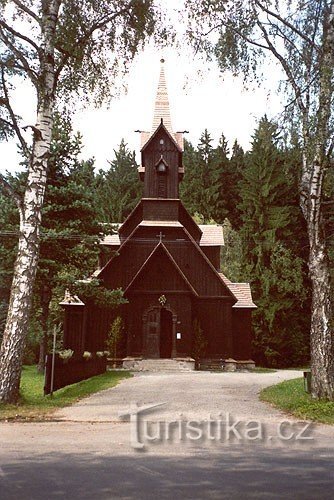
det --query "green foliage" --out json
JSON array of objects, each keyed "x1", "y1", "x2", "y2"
[
  {"x1": 0, "y1": 365, "x2": 131, "y2": 421},
  {"x1": 260, "y1": 378, "x2": 334, "y2": 425},
  {"x1": 238, "y1": 117, "x2": 310, "y2": 367},
  {"x1": 73, "y1": 280, "x2": 126, "y2": 308},
  {"x1": 106, "y1": 316, "x2": 124, "y2": 363},
  {"x1": 181, "y1": 131, "x2": 223, "y2": 223},
  {"x1": 54, "y1": 0, "x2": 166, "y2": 105},
  {"x1": 95, "y1": 139, "x2": 142, "y2": 223},
  {"x1": 181, "y1": 117, "x2": 311, "y2": 367},
  {"x1": 221, "y1": 219, "x2": 249, "y2": 282},
  {"x1": 0, "y1": 114, "x2": 126, "y2": 360}
]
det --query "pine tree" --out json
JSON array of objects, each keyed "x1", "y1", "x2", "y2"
[
  {"x1": 34, "y1": 115, "x2": 104, "y2": 371},
  {"x1": 180, "y1": 139, "x2": 201, "y2": 216},
  {"x1": 221, "y1": 140, "x2": 245, "y2": 228},
  {"x1": 95, "y1": 140, "x2": 141, "y2": 223},
  {"x1": 181, "y1": 131, "x2": 222, "y2": 223},
  {"x1": 238, "y1": 116, "x2": 309, "y2": 366}
]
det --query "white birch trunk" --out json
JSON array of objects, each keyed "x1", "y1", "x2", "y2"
[
  {"x1": 0, "y1": 1, "x2": 61, "y2": 403},
  {"x1": 300, "y1": 1, "x2": 334, "y2": 400}
]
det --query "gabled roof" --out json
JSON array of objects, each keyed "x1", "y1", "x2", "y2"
[
  {"x1": 141, "y1": 120, "x2": 182, "y2": 153},
  {"x1": 59, "y1": 290, "x2": 85, "y2": 306},
  {"x1": 125, "y1": 242, "x2": 198, "y2": 296},
  {"x1": 199, "y1": 225, "x2": 224, "y2": 246},
  {"x1": 175, "y1": 225, "x2": 237, "y2": 300},
  {"x1": 101, "y1": 233, "x2": 120, "y2": 246},
  {"x1": 219, "y1": 273, "x2": 257, "y2": 308}
]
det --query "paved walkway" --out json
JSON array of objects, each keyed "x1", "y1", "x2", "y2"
[
  {"x1": 1, "y1": 370, "x2": 334, "y2": 499},
  {"x1": 54, "y1": 369, "x2": 303, "y2": 422}
]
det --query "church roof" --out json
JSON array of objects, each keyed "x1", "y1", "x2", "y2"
[
  {"x1": 100, "y1": 223, "x2": 224, "y2": 247},
  {"x1": 219, "y1": 273, "x2": 257, "y2": 308},
  {"x1": 199, "y1": 225, "x2": 224, "y2": 246},
  {"x1": 125, "y1": 242, "x2": 198, "y2": 296},
  {"x1": 101, "y1": 233, "x2": 120, "y2": 246}
]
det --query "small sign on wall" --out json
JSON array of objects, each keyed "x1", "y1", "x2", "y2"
[{"x1": 176, "y1": 332, "x2": 181, "y2": 340}]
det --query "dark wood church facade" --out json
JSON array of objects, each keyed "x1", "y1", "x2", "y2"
[{"x1": 61, "y1": 62, "x2": 256, "y2": 368}]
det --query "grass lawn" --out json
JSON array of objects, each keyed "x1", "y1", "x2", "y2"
[
  {"x1": 250, "y1": 367, "x2": 277, "y2": 373},
  {"x1": 0, "y1": 365, "x2": 131, "y2": 421},
  {"x1": 260, "y1": 377, "x2": 334, "y2": 425}
]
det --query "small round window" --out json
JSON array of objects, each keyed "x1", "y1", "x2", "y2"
[{"x1": 159, "y1": 139, "x2": 164, "y2": 145}]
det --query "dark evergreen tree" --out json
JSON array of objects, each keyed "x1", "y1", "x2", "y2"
[
  {"x1": 181, "y1": 130, "x2": 222, "y2": 223},
  {"x1": 95, "y1": 140, "x2": 141, "y2": 223},
  {"x1": 238, "y1": 116, "x2": 310, "y2": 366},
  {"x1": 221, "y1": 140, "x2": 245, "y2": 228},
  {"x1": 0, "y1": 114, "x2": 116, "y2": 371},
  {"x1": 180, "y1": 139, "x2": 201, "y2": 216}
]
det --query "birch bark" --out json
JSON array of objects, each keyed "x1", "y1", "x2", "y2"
[
  {"x1": 305, "y1": 1, "x2": 334, "y2": 399},
  {"x1": 0, "y1": 0, "x2": 61, "y2": 403}
]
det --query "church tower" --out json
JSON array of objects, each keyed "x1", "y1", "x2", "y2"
[{"x1": 139, "y1": 59, "x2": 184, "y2": 199}]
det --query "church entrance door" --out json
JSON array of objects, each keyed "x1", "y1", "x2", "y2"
[
  {"x1": 144, "y1": 307, "x2": 160, "y2": 358},
  {"x1": 160, "y1": 308, "x2": 173, "y2": 358},
  {"x1": 143, "y1": 306, "x2": 176, "y2": 358}
]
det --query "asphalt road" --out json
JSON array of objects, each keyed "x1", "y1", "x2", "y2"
[{"x1": 1, "y1": 370, "x2": 333, "y2": 499}]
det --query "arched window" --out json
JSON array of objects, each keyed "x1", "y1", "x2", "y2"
[{"x1": 155, "y1": 156, "x2": 168, "y2": 198}]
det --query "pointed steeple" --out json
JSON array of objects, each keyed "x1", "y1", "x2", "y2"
[
  {"x1": 140, "y1": 58, "x2": 184, "y2": 151},
  {"x1": 151, "y1": 58, "x2": 174, "y2": 135}
]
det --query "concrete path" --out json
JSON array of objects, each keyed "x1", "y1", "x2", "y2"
[
  {"x1": 1, "y1": 370, "x2": 334, "y2": 499},
  {"x1": 54, "y1": 369, "x2": 303, "y2": 422}
]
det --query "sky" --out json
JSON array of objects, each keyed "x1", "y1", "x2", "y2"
[{"x1": 0, "y1": 17, "x2": 284, "y2": 174}]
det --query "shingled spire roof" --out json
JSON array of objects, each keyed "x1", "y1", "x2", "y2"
[
  {"x1": 151, "y1": 58, "x2": 174, "y2": 135},
  {"x1": 140, "y1": 58, "x2": 184, "y2": 150}
]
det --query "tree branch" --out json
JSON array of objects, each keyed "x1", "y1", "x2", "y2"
[
  {"x1": 11, "y1": 0, "x2": 41, "y2": 25},
  {"x1": 255, "y1": 0, "x2": 320, "y2": 51},
  {"x1": 0, "y1": 172, "x2": 23, "y2": 216},
  {"x1": 0, "y1": 28, "x2": 39, "y2": 85},
  {"x1": 227, "y1": 21, "x2": 271, "y2": 51},
  {"x1": 54, "y1": 7, "x2": 131, "y2": 86},
  {"x1": 256, "y1": 19, "x2": 307, "y2": 114},
  {"x1": 1, "y1": 65, "x2": 30, "y2": 159},
  {"x1": 0, "y1": 19, "x2": 40, "y2": 54}
]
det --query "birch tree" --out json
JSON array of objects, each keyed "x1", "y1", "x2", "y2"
[
  {"x1": 0, "y1": 0, "x2": 163, "y2": 403},
  {"x1": 186, "y1": 0, "x2": 334, "y2": 399}
]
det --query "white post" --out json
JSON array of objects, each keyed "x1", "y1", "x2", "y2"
[{"x1": 50, "y1": 325, "x2": 57, "y2": 397}]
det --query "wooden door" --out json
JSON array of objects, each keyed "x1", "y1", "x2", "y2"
[{"x1": 144, "y1": 308, "x2": 160, "y2": 358}]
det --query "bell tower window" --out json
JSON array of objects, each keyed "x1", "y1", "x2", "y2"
[
  {"x1": 157, "y1": 160, "x2": 167, "y2": 173},
  {"x1": 155, "y1": 156, "x2": 168, "y2": 198}
]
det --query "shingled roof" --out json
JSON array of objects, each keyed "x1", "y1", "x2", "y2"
[
  {"x1": 199, "y1": 225, "x2": 224, "y2": 246},
  {"x1": 140, "y1": 59, "x2": 184, "y2": 151},
  {"x1": 219, "y1": 273, "x2": 257, "y2": 308}
]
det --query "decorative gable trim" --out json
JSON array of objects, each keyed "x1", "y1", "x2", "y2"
[
  {"x1": 141, "y1": 120, "x2": 182, "y2": 153},
  {"x1": 125, "y1": 242, "x2": 198, "y2": 296}
]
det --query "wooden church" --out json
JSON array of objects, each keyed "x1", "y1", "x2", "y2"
[{"x1": 61, "y1": 60, "x2": 256, "y2": 370}]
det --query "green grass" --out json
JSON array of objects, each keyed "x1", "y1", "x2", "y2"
[
  {"x1": 250, "y1": 367, "x2": 277, "y2": 373},
  {"x1": 0, "y1": 365, "x2": 131, "y2": 421},
  {"x1": 260, "y1": 377, "x2": 334, "y2": 425}
]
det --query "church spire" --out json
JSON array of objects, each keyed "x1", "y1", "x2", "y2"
[{"x1": 151, "y1": 58, "x2": 174, "y2": 135}]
